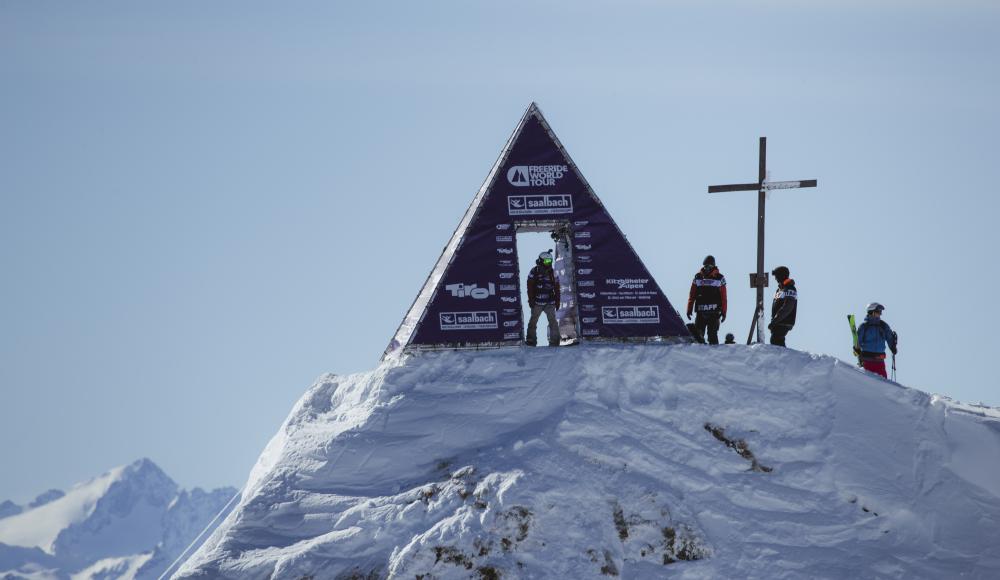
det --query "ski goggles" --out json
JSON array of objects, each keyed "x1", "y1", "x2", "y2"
[{"x1": 542, "y1": 258, "x2": 553, "y2": 265}]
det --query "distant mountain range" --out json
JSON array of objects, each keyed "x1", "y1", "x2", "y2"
[{"x1": 0, "y1": 458, "x2": 236, "y2": 579}]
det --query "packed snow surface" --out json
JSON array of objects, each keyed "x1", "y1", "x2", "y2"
[{"x1": 179, "y1": 344, "x2": 1000, "y2": 579}]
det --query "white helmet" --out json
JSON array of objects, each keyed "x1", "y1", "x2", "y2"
[{"x1": 866, "y1": 302, "x2": 885, "y2": 313}]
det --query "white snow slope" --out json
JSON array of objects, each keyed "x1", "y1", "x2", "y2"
[
  {"x1": 177, "y1": 345, "x2": 1000, "y2": 579},
  {"x1": 0, "y1": 459, "x2": 237, "y2": 580}
]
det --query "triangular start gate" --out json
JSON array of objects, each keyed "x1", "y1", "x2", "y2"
[{"x1": 384, "y1": 103, "x2": 690, "y2": 358}]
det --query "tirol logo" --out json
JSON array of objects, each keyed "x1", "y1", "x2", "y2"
[
  {"x1": 497, "y1": 247, "x2": 514, "y2": 255},
  {"x1": 445, "y1": 283, "x2": 496, "y2": 299},
  {"x1": 440, "y1": 311, "x2": 498, "y2": 330},
  {"x1": 501, "y1": 296, "x2": 518, "y2": 303},
  {"x1": 508, "y1": 195, "x2": 573, "y2": 216},
  {"x1": 580, "y1": 292, "x2": 596, "y2": 299},
  {"x1": 506, "y1": 164, "x2": 569, "y2": 187},
  {"x1": 602, "y1": 305, "x2": 660, "y2": 324},
  {"x1": 498, "y1": 259, "x2": 514, "y2": 267},
  {"x1": 496, "y1": 235, "x2": 513, "y2": 243}
]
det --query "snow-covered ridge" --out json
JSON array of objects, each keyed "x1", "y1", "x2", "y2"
[
  {"x1": 0, "y1": 459, "x2": 237, "y2": 580},
  {"x1": 179, "y1": 345, "x2": 1000, "y2": 579}
]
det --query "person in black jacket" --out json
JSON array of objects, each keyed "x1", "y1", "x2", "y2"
[
  {"x1": 526, "y1": 250, "x2": 561, "y2": 347},
  {"x1": 768, "y1": 265, "x2": 797, "y2": 347},
  {"x1": 686, "y1": 255, "x2": 727, "y2": 344}
]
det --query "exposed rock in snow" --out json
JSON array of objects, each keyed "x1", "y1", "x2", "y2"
[
  {"x1": 0, "y1": 459, "x2": 236, "y2": 579},
  {"x1": 28, "y1": 492, "x2": 66, "y2": 511},
  {"x1": 178, "y1": 345, "x2": 1000, "y2": 579}
]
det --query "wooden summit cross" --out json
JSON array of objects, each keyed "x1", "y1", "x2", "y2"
[{"x1": 708, "y1": 137, "x2": 817, "y2": 345}]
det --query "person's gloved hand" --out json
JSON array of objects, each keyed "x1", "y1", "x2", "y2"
[
  {"x1": 891, "y1": 347, "x2": 898, "y2": 355},
  {"x1": 720, "y1": 312, "x2": 726, "y2": 323},
  {"x1": 767, "y1": 321, "x2": 775, "y2": 331},
  {"x1": 686, "y1": 310, "x2": 692, "y2": 320},
  {"x1": 853, "y1": 346, "x2": 861, "y2": 356}
]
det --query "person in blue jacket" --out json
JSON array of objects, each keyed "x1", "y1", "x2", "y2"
[{"x1": 854, "y1": 302, "x2": 898, "y2": 378}]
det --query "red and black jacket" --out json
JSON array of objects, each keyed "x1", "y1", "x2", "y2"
[{"x1": 687, "y1": 267, "x2": 727, "y2": 317}]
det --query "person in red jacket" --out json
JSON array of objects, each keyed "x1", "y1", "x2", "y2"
[{"x1": 686, "y1": 255, "x2": 727, "y2": 345}]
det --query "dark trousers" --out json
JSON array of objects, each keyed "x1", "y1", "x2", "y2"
[
  {"x1": 770, "y1": 324, "x2": 792, "y2": 347},
  {"x1": 526, "y1": 304, "x2": 559, "y2": 346},
  {"x1": 694, "y1": 312, "x2": 721, "y2": 345}
]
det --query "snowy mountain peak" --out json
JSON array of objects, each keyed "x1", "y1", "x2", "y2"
[
  {"x1": 179, "y1": 345, "x2": 1000, "y2": 579},
  {"x1": 0, "y1": 501, "x2": 21, "y2": 520},
  {"x1": 0, "y1": 459, "x2": 236, "y2": 579}
]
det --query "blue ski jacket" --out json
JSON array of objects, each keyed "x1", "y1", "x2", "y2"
[{"x1": 857, "y1": 316, "x2": 898, "y2": 355}]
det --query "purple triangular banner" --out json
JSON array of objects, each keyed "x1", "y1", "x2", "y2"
[{"x1": 385, "y1": 103, "x2": 689, "y2": 356}]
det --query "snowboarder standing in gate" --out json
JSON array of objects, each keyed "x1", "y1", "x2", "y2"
[
  {"x1": 854, "y1": 302, "x2": 898, "y2": 378},
  {"x1": 686, "y1": 255, "x2": 727, "y2": 344},
  {"x1": 768, "y1": 266, "x2": 797, "y2": 347},
  {"x1": 526, "y1": 250, "x2": 560, "y2": 347}
]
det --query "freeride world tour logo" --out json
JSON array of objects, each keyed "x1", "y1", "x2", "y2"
[
  {"x1": 439, "y1": 311, "x2": 498, "y2": 330},
  {"x1": 507, "y1": 165, "x2": 569, "y2": 187}
]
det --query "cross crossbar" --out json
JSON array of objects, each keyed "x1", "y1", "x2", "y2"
[
  {"x1": 708, "y1": 179, "x2": 817, "y2": 193},
  {"x1": 708, "y1": 183, "x2": 759, "y2": 193}
]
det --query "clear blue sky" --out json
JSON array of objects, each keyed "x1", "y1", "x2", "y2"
[{"x1": 3, "y1": 1, "x2": 998, "y2": 502}]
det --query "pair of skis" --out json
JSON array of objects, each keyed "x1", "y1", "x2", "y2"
[
  {"x1": 848, "y1": 314, "x2": 896, "y2": 380},
  {"x1": 847, "y1": 314, "x2": 862, "y2": 366}
]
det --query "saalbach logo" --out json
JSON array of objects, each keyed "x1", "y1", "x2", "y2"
[
  {"x1": 508, "y1": 195, "x2": 573, "y2": 216},
  {"x1": 601, "y1": 305, "x2": 660, "y2": 324},
  {"x1": 440, "y1": 311, "x2": 498, "y2": 330}
]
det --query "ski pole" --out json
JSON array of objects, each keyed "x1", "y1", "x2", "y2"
[{"x1": 891, "y1": 353, "x2": 896, "y2": 381}]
